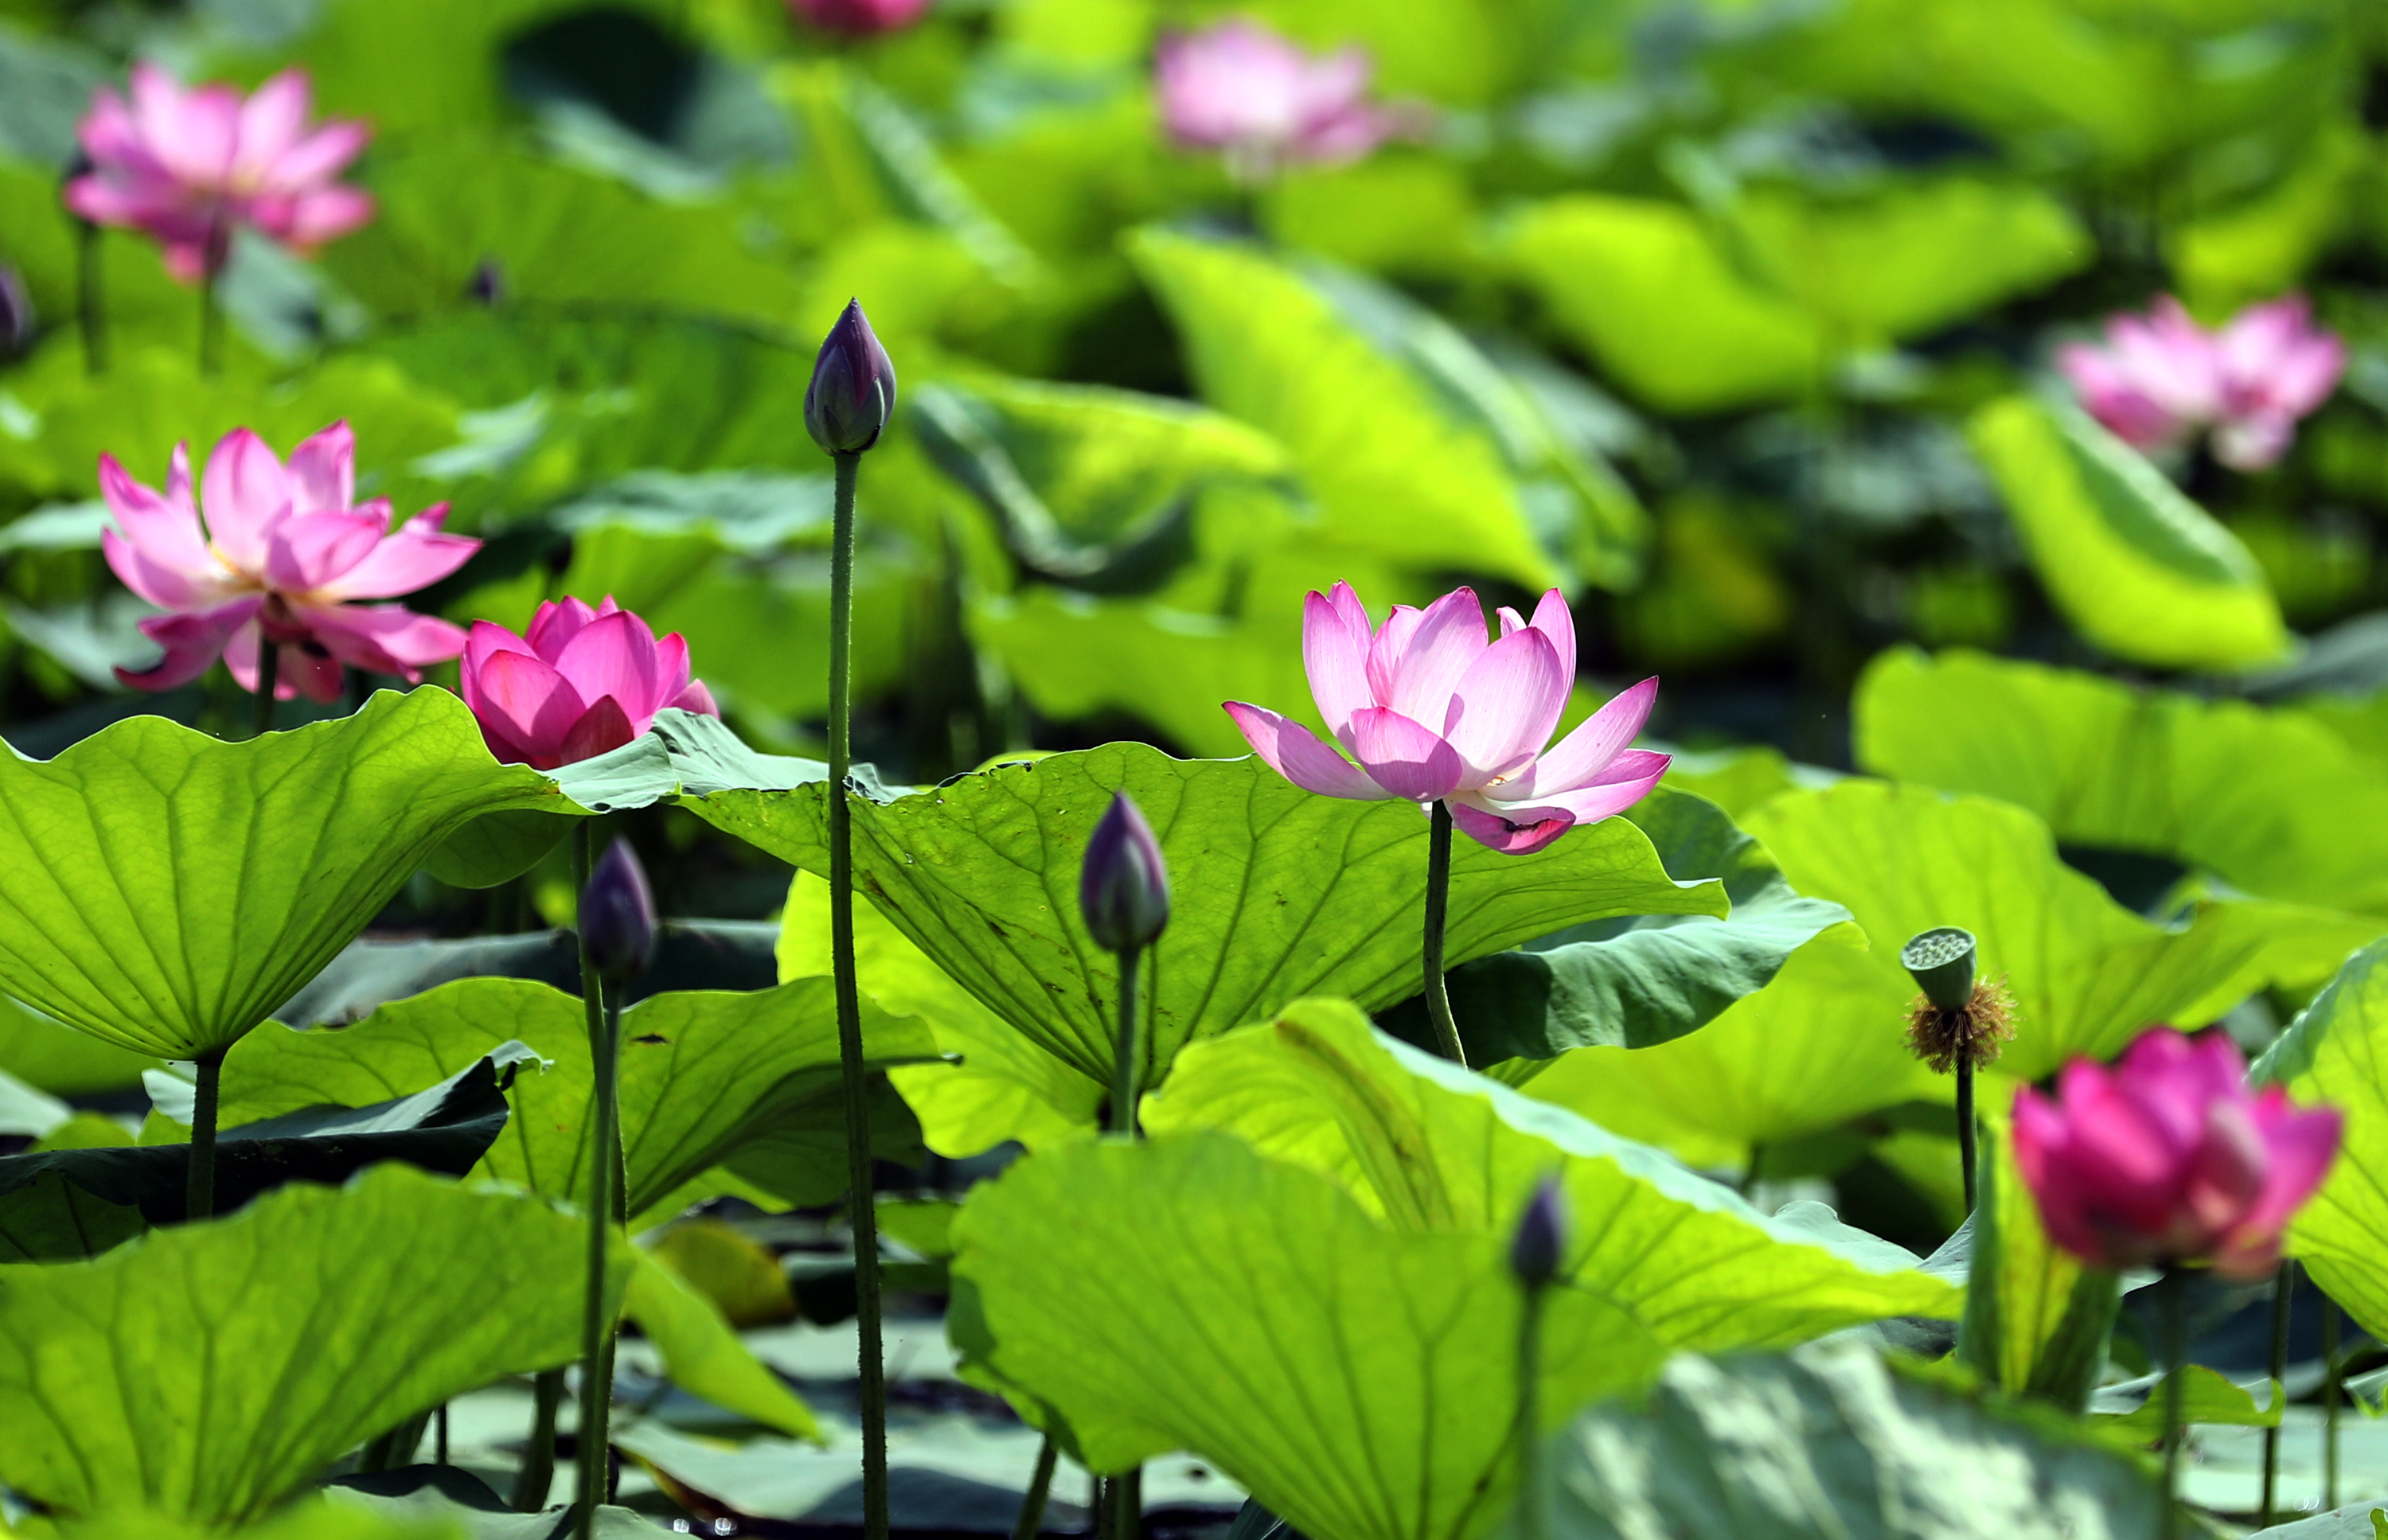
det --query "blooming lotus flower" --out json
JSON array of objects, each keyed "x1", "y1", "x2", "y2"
[
  {"x1": 103, "y1": 423, "x2": 478, "y2": 700},
  {"x1": 1223, "y1": 583, "x2": 1668, "y2": 856},
  {"x1": 786, "y1": 0, "x2": 929, "y2": 35},
  {"x1": 461, "y1": 598, "x2": 719, "y2": 771},
  {"x1": 2015, "y1": 1028, "x2": 2341, "y2": 1282},
  {"x1": 1154, "y1": 20, "x2": 1412, "y2": 181},
  {"x1": 64, "y1": 64, "x2": 372, "y2": 283},
  {"x1": 2056, "y1": 294, "x2": 2345, "y2": 471}
]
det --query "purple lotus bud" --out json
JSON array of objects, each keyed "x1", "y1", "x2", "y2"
[
  {"x1": 0, "y1": 266, "x2": 30, "y2": 358},
  {"x1": 580, "y1": 836, "x2": 657, "y2": 982},
  {"x1": 1079, "y1": 792, "x2": 1169, "y2": 954},
  {"x1": 804, "y1": 298, "x2": 897, "y2": 454},
  {"x1": 1509, "y1": 1175, "x2": 1566, "y2": 1289},
  {"x1": 466, "y1": 258, "x2": 505, "y2": 307}
]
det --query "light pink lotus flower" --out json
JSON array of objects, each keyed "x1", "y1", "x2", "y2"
[
  {"x1": 461, "y1": 598, "x2": 720, "y2": 772},
  {"x1": 2015, "y1": 1028, "x2": 2341, "y2": 1282},
  {"x1": 1224, "y1": 583, "x2": 1668, "y2": 856},
  {"x1": 64, "y1": 64, "x2": 373, "y2": 283},
  {"x1": 103, "y1": 423, "x2": 478, "y2": 701},
  {"x1": 1154, "y1": 19, "x2": 1414, "y2": 181},
  {"x1": 786, "y1": 0, "x2": 928, "y2": 35},
  {"x1": 2056, "y1": 294, "x2": 2345, "y2": 472}
]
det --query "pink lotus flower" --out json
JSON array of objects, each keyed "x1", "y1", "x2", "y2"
[
  {"x1": 1154, "y1": 20, "x2": 1414, "y2": 181},
  {"x1": 1223, "y1": 583, "x2": 1668, "y2": 856},
  {"x1": 786, "y1": 0, "x2": 928, "y2": 35},
  {"x1": 2056, "y1": 294, "x2": 2345, "y2": 472},
  {"x1": 2015, "y1": 1028, "x2": 2341, "y2": 1282},
  {"x1": 460, "y1": 598, "x2": 720, "y2": 772},
  {"x1": 64, "y1": 64, "x2": 372, "y2": 283},
  {"x1": 103, "y1": 423, "x2": 478, "y2": 701}
]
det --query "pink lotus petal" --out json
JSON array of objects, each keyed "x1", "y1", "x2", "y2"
[
  {"x1": 1498, "y1": 750, "x2": 1668, "y2": 826},
  {"x1": 199, "y1": 427, "x2": 294, "y2": 571},
  {"x1": 1512, "y1": 678, "x2": 1659, "y2": 799},
  {"x1": 653, "y1": 630, "x2": 693, "y2": 706},
  {"x1": 263, "y1": 510, "x2": 384, "y2": 592},
  {"x1": 1447, "y1": 797, "x2": 1572, "y2": 856},
  {"x1": 232, "y1": 70, "x2": 311, "y2": 180},
  {"x1": 269, "y1": 118, "x2": 369, "y2": 188},
  {"x1": 1441, "y1": 627, "x2": 1565, "y2": 784},
  {"x1": 1524, "y1": 589, "x2": 1576, "y2": 684},
  {"x1": 1379, "y1": 586, "x2": 1485, "y2": 728},
  {"x1": 560, "y1": 695, "x2": 638, "y2": 765},
  {"x1": 670, "y1": 678, "x2": 720, "y2": 717},
  {"x1": 461, "y1": 620, "x2": 538, "y2": 695},
  {"x1": 473, "y1": 649, "x2": 590, "y2": 770},
  {"x1": 1303, "y1": 584, "x2": 1374, "y2": 740},
  {"x1": 316, "y1": 514, "x2": 478, "y2": 601},
  {"x1": 1222, "y1": 701, "x2": 1390, "y2": 801},
  {"x1": 97, "y1": 451, "x2": 217, "y2": 591},
  {"x1": 1346, "y1": 705, "x2": 1465, "y2": 803},
  {"x1": 115, "y1": 597, "x2": 261, "y2": 692},
  {"x1": 270, "y1": 185, "x2": 375, "y2": 248},
  {"x1": 299, "y1": 602, "x2": 466, "y2": 677},
  {"x1": 1364, "y1": 603, "x2": 1424, "y2": 703},
  {"x1": 527, "y1": 596, "x2": 602, "y2": 661},
  {"x1": 103, "y1": 528, "x2": 217, "y2": 610},
  {"x1": 552, "y1": 609, "x2": 665, "y2": 726},
  {"x1": 284, "y1": 419, "x2": 354, "y2": 515}
]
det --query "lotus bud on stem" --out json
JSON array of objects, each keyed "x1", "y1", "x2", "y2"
[
  {"x1": 575, "y1": 835, "x2": 654, "y2": 1540},
  {"x1": 808, "y1": 296, "x2": 898, "y2": 1540},
  {"x1": 1079, "y1": 789, "x2": 1169, "y2": 1540},
  {"x1": 1899, "y1": 927, "x2": 2011, "y2": 1214},
  {"x1": 1511, "y1": 1175, "x2": 1566, "y2": 1540}
]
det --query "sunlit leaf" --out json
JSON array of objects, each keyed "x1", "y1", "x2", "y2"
[
  {"x1": 625, "y1": 1247, "x2": 821, "y2": 1441},
  {"x1": 0, "y1": 688, "x2": 567, "y2": 1059}
]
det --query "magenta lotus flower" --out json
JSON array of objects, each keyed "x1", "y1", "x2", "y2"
[
  {"x1": 786, "y1": 0, "x2": 928, "y2": 35},
  {"x1": 103, "y1": 423, "x2": 478, "y2": 701},
  {"x1": 460, "y1": 598, "x2": 720, "y2": 771},
  {"x1": 1154, "y1": 20, "x2": 1413, "y2": 181},
  {"x1": 1223, "y1": 583, "x2": 1668, "y2": 856},
  {"x1": 2015, "y1": 1028, "x2": 2341, "y2": 1282},
  {"x1": 64, "y1": 64, "x2": 372, "y2": 283},
  {"x1": 2056, "y1": 294, "x2": 2345, "y2": 472}
]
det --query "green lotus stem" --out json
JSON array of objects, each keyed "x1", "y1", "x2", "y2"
[
  {"x1": 512, "y1": 1369, "x2": 564, "y2": 1511},
  {"x1": 2261, "y1": 1261, "x2": 2293, "y2": 1526},
  {"x1": 2160, "y1": 1268, "x2": 2186, "y2": 1540},
  {"x1": 76, "y1": 218, "x2": 105, "y2": 375},
  {"x1": 1112, "y1": 945, "x2": 1142, "y2": 1136},
  {"x1": 1518, "y1": 1283, "x2": 1548, "y2": 1540},
  {"x1": 2324, "y1": 1296, "x2": 2343, "y2": 1510},
  {"x1": 435, "y1": 1403, "x2": 449, "y2": 1465},
  {"x1": 252, "y1": 641, "x2": 279, "y2": 739},
  {"x1": 1421, "y1": 801, "x2": 1465, "y2": 1066},
  {"x1": 1011, "y1": 1436, "x2": 1058, "y2": 1540},
  {"x1": 186, "y1": 1051, "x2": 222, "y2": 1221},
  {"x1": 1956, "y1": 1057, "x2": 1976, "y2": 1214},
  {"x1": 197, "y1": 248, "x2": 224, "y2": 377},
  {"x1": 574, "y1": 972, "x2": 622, "y2": 1538},
  {"x1": 1113, "y1": 1467, "x2": 1141, "y2": 1540},
  {"x1": 828, "y1": 446, "x2": 892, "y2": 1540}
]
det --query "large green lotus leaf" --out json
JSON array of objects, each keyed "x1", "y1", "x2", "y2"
[
  {"x1": 1856, "y1": 646, "x2": 2388, "y2": 914},
  {"x1": 0, "y1": 688, "x2": 569, "y2": 1059},
  {"x1": 289, "y1": 0, "x2": 671, "y2": 134},
  {"x1": 2252, "y1": 940, "x2": 2388, "y2": 1343},
  {"x1": 952, "y1": 1129, "x2": 1672, "y2": 1540},
  {"x1": 1529, "y1": 1339, "x2": 2164, "y2": 1540},
  {"x1": 1968, "y1": 396, "x2": 2287, "y2": 669},
  {"x1": 1725, "y1": 177, "x2": 2092, "y2": 341},
  {"x1": 0, "y1": 996, "x2": 158, "y2": 1095},
  {"x1": 778, "y1": 871, "x2": 1103, "y2": 1159},
  {"x1": 320, "y1": 136, "x2": 806, "y2": 327},
  {"x1": 1524, "y1": 779, "x2": 2285, "y2": 1165},
  {"x1": 1126, "y1": 228, "x2": 1561, "y2": 590},
  {"x1": 0, "y1": 1164, "x2": 622, "y2": 1525},
  {"x1": 1407, "y1": 787, "x2": 1858, "y2": 1070},
  {"x1": 41, "y1": 1496, "x2": 470, "y2": 1540},
  {"x1": 686, "y1": 743, "x2": 1723, "y2": 1091},
  {"x1": 213, "y1": 976, "x2": 937, "y2": 1222},
  {"x1": 625, "y1": 1247, "x2": 821, "y2": 1441},
  {"x1": 1145, "y1": 1000, "x2": 1961, "y2": 1347},
  {"x1": 1500, "y1": 195, "x2": 1830, "y2": 414}
]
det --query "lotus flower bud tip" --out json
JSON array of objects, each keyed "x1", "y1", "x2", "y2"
[
  {"x1": 804, "y1": 298, "x2": 897, "y2": 455},
  {"x1": 581, "y1": 837, "x2": 657, "y2": 982},
  {"x1": 1510, "y1": 1175, "x2": 1566, "y2": 1289},
  {"x1": 1080, "y1": 791, "x2": 1169, "y2": 954}
]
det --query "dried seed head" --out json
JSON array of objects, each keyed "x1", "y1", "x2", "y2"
[{"x1": 1906, "y1": 977, "x2": 2017, "y2": 1074}]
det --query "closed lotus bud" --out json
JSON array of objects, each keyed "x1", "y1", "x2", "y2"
[
  {"x1": 804, "y1": 298, "x2": 897, "y2": 454},
  {"x1": 0, "y1": 265, "x2": 30, "y2": 358},
  {"x1": 580, "y1": 836, "x2": 657, "y2": 982},
  {"x1": 1079, "y1": 792, "x2": 1169, "y2": 953},
  {"x1": 466, "y1": 257, "x2": 505, "y2": 307},
  {"x1": 1510, "y1": 1175, "x2": 1567, "y2": 1289}
]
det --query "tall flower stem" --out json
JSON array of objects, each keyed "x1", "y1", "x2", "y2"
[
  {"x1": 2159, "y1": 1267, "x2": 2187, "y2": 1540},
  {"x1": 1517, "y1": 1283, "x2": 1548, "y2": 1540},
  {"x1": 1113, "y1": 1468, "x2": 1141, "y2": 1540},
  {"x1": 1421, "y1": 801, "x2": 1465, "y2": 1067},
  {"x1": 1955, "y1": 1056, "x2": 1976, "y2": 1214},
  {"x1": 197, "y1": 229, "x2": 226, "y2": 377},
  {"x1": 1010, "y1": 1436, "x2": 1058, "y2": 1540},
  {"x1": 2260, "y1": 1261, "x2": 2293, "y2": 1527},
  {"x1": 186, "y1": 1051, "x2": 223, "y2": 1221},
  {"x1": 252, "y1": 641, "x2": 279, "y2": 738},
  {"x1": 2324, "y1": 1296, "x2": 2343, "y2": 1510},
  {"x1": 1112, "y1": 945, "x2": 1142, "y2": 1136},
  {"x1": 75, "y1": 217, "x2": 105, "y2": 376},
  {"x1": 828, "y1": 446, "x2": 890, "y2": 1540},
  {"x1": 574, "y1": 821, "x2": 625, "y2": 1538},
  {"x1": 513, "y1": 1370, "x2": 563, "y2": 1511}
]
